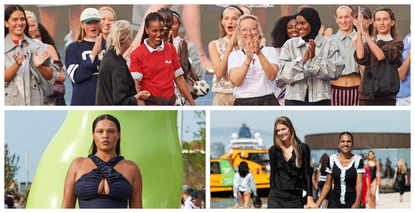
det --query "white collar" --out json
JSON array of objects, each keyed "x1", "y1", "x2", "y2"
[
  {"x1": 84, "y1": 37, "x2": 97, "y2": 42},
  {"x1": 376, "y1": 34, "x2": 393, "y2": 42},
  {"x1": 298, "y1": 37, "x2": 307, "y2": 46},
  {"x1": 144, "y1": 38, "x2": 164, "y2": 53}
]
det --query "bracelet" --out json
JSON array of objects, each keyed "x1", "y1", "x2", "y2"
[
  {"x1": 244, "y1": 61, "x2": 250, "y2": 67},
  {"x1": 200, "y1": 54, "x2": 206, "y2": 57}
]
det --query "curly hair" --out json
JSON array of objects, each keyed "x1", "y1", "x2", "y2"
[
  {"x1": 140, "y1": 12, "x2": 164, "y2": 45},
  {"x1": 270, "y1": 15, "x2": 296, "y2": 48}
]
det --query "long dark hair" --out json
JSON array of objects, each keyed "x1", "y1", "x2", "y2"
[
  {"x1": 90, "y1": 114, "x2": 121, "y2": 156},
  {"x1": 238, "y1": 161, "x2": 249, "y2": 178},
  {"x1": 37, "y1": 23, "x2": 55, "y2": 46},
  {"x1": 5, "y1": 5, "x2": 29, "y2": 37},
  {"x1": 140, "y1": 12, "x2": 164, "y2": 45},
  {"x1": 271, "y1": 15, "x2": 296, "y2": 48},
  {"x1": 319, "y1": 154, "x2": 329, "y2": 173}
]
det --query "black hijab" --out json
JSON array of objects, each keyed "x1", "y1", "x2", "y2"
[{"x1": 297, "y1": 8, "x2": 321, "y2": 41}]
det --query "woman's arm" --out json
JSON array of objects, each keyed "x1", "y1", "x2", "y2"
[
  {"x1": 308, "y1": 39, "x2": 344, "y2": 81},
  {"x1": 376, "y1": 161, "x2": 381, "y2": 185},
  {"x1": 233, "y1": 173, "x2": 239, "y2": 198},
  {"x1": 302, "y1": 144, "x2": 314, "y2": 208},
  {"x1": 277, "y1": 42, "x2": 311, "y2": 84},
  {"x1": 257, "y1": 49, "x2": 279, "y2": 81},
  {"x1": 133, "y1": 80, "x2": 145, "y2": 106},
  {"x1": 393, "y1": 166, "x2": 397, "y2": 184},
  {"x1": 314, "y1": 173, "x2": 333, "y2": 207},
  {"x1": 33, "y1": 50, "x2": 54, "y2": 80},
  {"x1": 208, "y1": 38, "x2": 233, "y2": 79},
  {"x1": 65, "y1": 43, "x2": 99, "y2": 84},
  {"x1": 47, "y1": 45, "x2": 65, "y2": 82},
  {"x1": 316, "y1": 169, "x2": 321, "y2": 185},
  {"x1": 352, "y1": 173, "x2": 363, "y2": 209},
  {"x1": 61, "y1": 158, "x2": 81, "y2": 208},
  {"x1": 250, "y1": 174, "x2": 257, "y2": 196},
  {"x1": 399, "y1": 46, "x2": 411, "y2": 81},
  {"x1": 129, "y1": 164, "x2": 143, "y2": 208},
  {"x1": 5, "y1": 53, "x2": 23, "y2": 82}
]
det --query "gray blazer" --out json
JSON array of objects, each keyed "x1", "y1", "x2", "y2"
[{"x1": 277, "y1": 33, "x2": 345, "y2": 102}]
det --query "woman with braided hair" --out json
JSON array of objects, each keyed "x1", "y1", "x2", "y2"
[{"x1": 129, "y1": 12, "x2": 195, "y2": 105}]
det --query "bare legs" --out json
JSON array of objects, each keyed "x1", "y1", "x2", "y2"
[{"x1": 238, "y1": 191, "x2": 252, "y2": 208}]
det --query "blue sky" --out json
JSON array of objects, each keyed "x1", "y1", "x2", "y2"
[
  {"x1": 211, "y1": 109, "x2": 411, "y2": 150},
  {"x1": 4, "y1": 110, "x2": 204, "y2": 183}
]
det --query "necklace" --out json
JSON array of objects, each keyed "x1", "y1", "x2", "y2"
[{"x1": 340, "y1": 153, "x2": 351, "y2": 163}]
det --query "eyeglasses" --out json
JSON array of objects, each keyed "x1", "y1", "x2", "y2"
[{"x1": 240, "y1": 27, "x2": 257, "y2": 34}]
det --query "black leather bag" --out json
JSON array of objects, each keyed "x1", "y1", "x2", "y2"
[
  {"x1": 363, "y1": 51, "x2": 400, "y2": 100},
  {"x1": 253, "y1": 195, "x2": 262, "y2": 208}
]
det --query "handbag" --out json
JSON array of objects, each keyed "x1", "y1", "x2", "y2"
[
  {"x1": 363, "y1": 51, "x2": 400, "y2": 100},
  {"x1": 253, "y1": 195, "x2": 262, "y2": 208}
]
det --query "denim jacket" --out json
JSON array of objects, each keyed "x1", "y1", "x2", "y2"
[
  {"x1": 4, "y1": 34, "x2": 58, "y2": 105},
  {"x1": 277, "y1": 33, "x2": 345, "y2": 102}
]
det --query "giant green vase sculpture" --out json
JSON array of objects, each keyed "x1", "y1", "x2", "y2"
[{"x1": 26, "y1": 110, "x2": 182, "y2": 208}]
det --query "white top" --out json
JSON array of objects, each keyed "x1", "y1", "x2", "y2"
[
  {"x1": 228, "y1": 46, "x2": 279, "y2": 98},
  {"x1": 182, "y1": 196, "x2": 196, "y2": 209}
]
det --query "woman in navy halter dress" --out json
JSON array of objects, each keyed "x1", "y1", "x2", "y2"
[{"x1": 61, "y1": 114, "x2": 143, "y2": 208}]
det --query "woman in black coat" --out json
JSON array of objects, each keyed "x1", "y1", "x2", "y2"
[{"x1": 96, "y1": 20, "x2": 150, "y2": 105}]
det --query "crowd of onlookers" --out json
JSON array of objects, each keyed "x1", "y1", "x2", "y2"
[
  {"x1": 4, "y1": 182, "x2": 29, "y2": 209},
  {"x1": 4, "y1": 4, "x2": 410, "y2": 106},
  {"x1": 181, "y1": 185, "x2": 206, "y2": 209}
]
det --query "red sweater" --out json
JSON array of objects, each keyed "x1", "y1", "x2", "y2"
[{"x1": 130, "y1": 42, "x2": 181, "y2": 99}]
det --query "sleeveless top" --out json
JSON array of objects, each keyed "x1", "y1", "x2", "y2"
[
  {"x1": 212, "y1": 37, "x2": 241, "y2": 93},
  {"x1": 73, "y1": 154, "x2": 133, "y2": 208}
]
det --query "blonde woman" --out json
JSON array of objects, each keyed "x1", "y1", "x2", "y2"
[
  {"x1": 65, "y1": 8, "x2": 105, "y2": 105},
  {"x1": 393, "y1": 159, "x2": 408, "y2": 202},
  {"x1": 228, "y1": 14, "x2": 279, "y2": 105},
  {"x1": 208, "y1": 5, "x2": 244, "y2": 106},
  {"x1": 95, "y1": 20, "x2": 150, "y2": 105},
  {"x1": 99, "y1": 7, "x2": 116, "y2": 41},
  {"x1": 366, "y1": 151, "x2": 380, "y2": 208}
]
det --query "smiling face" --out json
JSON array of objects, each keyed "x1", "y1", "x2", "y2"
[
  {"x1": 338, "y1": 134, "x2": 353, "y2": 154},
  {"x1": 374, "y1": 11, "x2": 395, "y2": 36},
  {"x1": 5, "y1": 10, "x2": 26, "y2": 39},
  {"x1": 287, "y1": 19, "x2": 299, "y2": 38},
  {"x1": 100, "y1": 10, "x2": 115, "y2": 36},
  {"x1": 26, "y1": 17, "x2": 38, "y2": 38},
  {"x1": 159, "y1": 12, "x2": 172, "y2": 35},
  {"x1": 276, "y1": 123, "x2": 291, "y2": 143},
  {"x1": 239, "y1": 18, "x2": 258, "y2": 45},
  {"x1": 33, "y1": 29, "x2": 41, "y2": 41},
  {"x1": 170, "y1": 15, "x2": 181, "y2": 37},
  {"x1": 82, "y1": 20, "x2": 100, "y2": 39},
  {"x1": 336, "y1": 7, "x2": 354, "y2": 33},
  {"x1": 92, "y1": 119, "x2": 120, "y2": 153},
  {"x1": 221, "y1": 9, "x2": 240, "y2": 36},
  {"x1": 296, "y1": 15, "x2": 311, "y2": 38},
  {"x1": 145, "y1": 20, "x2": 164, "y2": 49}
]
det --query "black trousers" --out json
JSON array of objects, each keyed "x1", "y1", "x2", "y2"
[{"x1": 267, "y1": 188, "x2": 303, "y2": 208}]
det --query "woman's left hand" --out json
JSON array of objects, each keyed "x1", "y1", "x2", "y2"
[
  {"x1": 308, "y1": 39, "x2": 316, "y2": 60},
  {"x1": 351, "y1": 201, "x2": 359, "y2": 209},
  {"x1": 253, "y1": 36, "x2": 262, "y2": 55},
  {"x1": 33, "y1": 49, "x2": 49, "y2": 67}
]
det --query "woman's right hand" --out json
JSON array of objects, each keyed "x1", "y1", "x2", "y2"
[
  {"x1": 13, "y1": 52, "x2": 23, "y2": 67},
  {"x1": 91, "y1": 33, "x2": 103, "y2": 58},
  {"x1": 135, "y1": 91, "x2": 150, "y2": 101},
  {"x1": 228, "y1": 30, "x2": 237, "y2": 51}
]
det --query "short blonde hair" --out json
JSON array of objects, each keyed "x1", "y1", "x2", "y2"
[
  {"x1": 106, "y1": 20, "x2": 132, "y2": 55},
  {"x1": 237, "y1": 14, "x2": 263, "y2": 41}
]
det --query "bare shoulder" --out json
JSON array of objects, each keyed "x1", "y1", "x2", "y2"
[
  {"x1": 208, "y1": 40, "x2": 218, "y2": 50},
  {"x1": 120, "y1": 159, "x2": 141, "y2": 173},
  {"x1": 68, "y1": 157, "x2": 90, "y2": 170}
]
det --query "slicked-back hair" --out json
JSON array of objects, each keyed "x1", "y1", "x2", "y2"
[
  {"x1": 90, "y1": 114, "x2": 121, "y2": 156},
  {"x1": 373, "y1": 7, "x2": 399, "y2": 39},
  {"x1": 5, "y1": 5, "x2": 29, "y2": 37}
]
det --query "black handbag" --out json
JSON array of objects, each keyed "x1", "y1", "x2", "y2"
[
  {"x1": 253, "y1": 195, "x2": 262, "y2": 208},
  {"x1": 363, "y1": 51, "x2": 400, "y2": 100}
]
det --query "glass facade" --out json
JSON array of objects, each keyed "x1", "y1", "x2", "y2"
[{"x1": 311, "y1": 148, "x2": 411, "y2": 170}]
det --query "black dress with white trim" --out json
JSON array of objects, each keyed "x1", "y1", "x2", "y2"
[{"x1": 326, "y1": 154, "x2": 365, "y2": 208}]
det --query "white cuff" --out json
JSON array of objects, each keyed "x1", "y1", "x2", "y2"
[
  {"x1": 174, "y1": 67, "x2": 184, "y2": 78},
  {"x1": 131, "y1": 72, "x2": 143, "y2": 81}
]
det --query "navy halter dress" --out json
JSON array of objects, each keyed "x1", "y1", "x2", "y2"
[{"x1": 73, "y1": 154, "x2": 133, "y2": 208}]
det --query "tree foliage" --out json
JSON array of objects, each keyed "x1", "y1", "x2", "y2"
[
  {"x1": 4, "y1": 143, "x2": 20, "y2": 187},
  {"x1": 182, "y1": 110, "x2": 206, "y2": 191}
]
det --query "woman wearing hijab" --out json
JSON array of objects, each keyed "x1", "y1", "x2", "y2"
[{"x1": 277, "y1": 8, "x2": 345, "y2": 105}]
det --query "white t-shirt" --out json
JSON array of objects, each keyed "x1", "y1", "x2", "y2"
[
  {"x1": 182, "y1": 196, "x2": 196, "y2": 209},
  {"x1": 228, "y1": 47, "x2": 279, "y2": 98}
]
